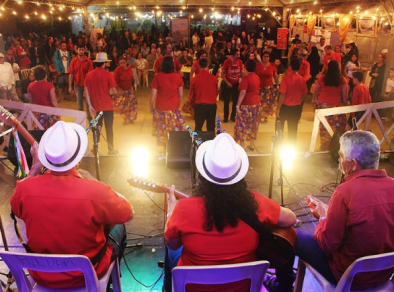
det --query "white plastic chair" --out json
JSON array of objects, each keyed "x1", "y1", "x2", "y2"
[
  {"x1": 20, "y1": 69, "x2": 31, "y2": 80},
  {"x1": 0, "y1": 251, "x2": 122, "y2": 292},
  {"x1": 172, "y1": 260, "x2": 270, "y2": 292},
  {"x1": 294, "y1": 252, "x2": 394, "y2": 292}
]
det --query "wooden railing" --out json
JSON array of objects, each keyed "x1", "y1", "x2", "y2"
[{"x1": 310, "y1": 101, "x2": 394, "y2": 152}]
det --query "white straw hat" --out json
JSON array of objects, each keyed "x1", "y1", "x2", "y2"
[
  {"x1": 38, "y1": 121, "x2": 88, "y2": 172},
  {"x1": 344, "y1": 38, "x2": 354, "y2": 45},
  {"x1": 195, "y1": 133, "x2": 249, "y2": 185},
  {"x1": 93, "y1": 52, "x2": 111, "y2": 62}
]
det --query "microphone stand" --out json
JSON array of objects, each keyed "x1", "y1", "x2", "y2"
[
  {"x1": 268, "y1": 119, "x2": 285, "y2": 206},
  {"x1": 186, "y1": 125, "x2": 203, "y2": 189},
  {"x1": 216, "y1": 115, "x2": 225, "y2": 135},
  {"x1": 86, "y1": 111, "x2": 104, "y2": 181}
]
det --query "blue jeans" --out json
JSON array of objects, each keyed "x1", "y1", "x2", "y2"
[
  {"x1": 295, "y1": 229, "x2": 337, "y2": 284},
  {"x1": 163, "y1": 246, "x2": 183, "y2": 292}
]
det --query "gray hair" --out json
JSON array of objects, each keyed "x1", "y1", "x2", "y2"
[{"x1": 339, "y1": 131, "x2": 380, "y2": 169}]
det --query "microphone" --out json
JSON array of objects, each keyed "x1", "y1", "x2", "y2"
[
  {"x1": 90, "y1": 111, "x2": 104, "y2": 126},
  {"x1": 186, "y1": 125, "x2": 196, "y2": 137},
  {"x1": 216, "y1": 115, "x2": 225, "y2": 135},
  {"x1": 186, "y1": 125, "x2": 202, "y2": 147}
]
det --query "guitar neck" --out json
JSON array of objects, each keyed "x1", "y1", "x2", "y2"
[{"x1": 15, "y1": 121, "x2": 36, "y2": 146}]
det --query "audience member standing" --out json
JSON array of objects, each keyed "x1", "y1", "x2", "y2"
[
  {"x1": 27, "y1": 67, "x2": 59, "y2": 129},
  {"x1": 190, "y1": 50, "x2": 207, "y2": 78},
  {"x1": 348, "y1": 71, "x2": 371, "y2": 127},
  {"x1": 113, "y1": 56, "x2": 138, "y2": 125},
  {"x1": 369, "y1": 53, "x2": 386, "y2": 103},
  {"x1": 298, "y1": 49, "x2": 311, "y2": 81},
  {"x1": 188, "y1": 58, "x2": 218, "y2": 132},
  {"x1": 313, "y1": 61, "x2": 348, "y2": 150},
  {"x1": 276, "y1": 59, "x2": 308, "y2": 145},
  {"x1": 221, "y1": 49, "x2": 243, "y2": 123},
  {"x1": 150, "y1": 56, "x2": 185, "y2": 148},
  {"x1": 256, "y1": 51, "x2": 279, "y2": 123},
  {"x1": 85, "y1": 52, "x2": 118, "y2": 155},
  {"x1": 29, "y1": 40, "x2": 45, "y2": 67},
  {"x1": 315, "y1": 37, "x2": 326, "y2": 72},
  {"x1": 307, "y1": 46, "x2": 320, "y2": 89},
  {"x1": 0, "y1": 53, "x2": 20, "y2": 101},
  {"x1": 234, "y1": 60, "x2": 261, "y2": 151},
  {"x1": 44, "y1": 37, "x2": 55, "y2": 66},
  {"x1": 68, "y1": 45, "x2": 93, "y2": 112},
  {"x1": 322, "y1": 45, "x2": 341, "y2": 73},
  {"x1": 54, "y1": 41, "x2": 71, "y2": 102}
]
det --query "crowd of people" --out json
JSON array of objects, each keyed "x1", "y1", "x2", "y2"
[{"x1": 0, "y1": 26, "x2": 393, "y2": 152}]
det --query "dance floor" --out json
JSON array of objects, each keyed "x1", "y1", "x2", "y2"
[{"x1": 1, "y1": 86, "x2": 394, "y2": 291}]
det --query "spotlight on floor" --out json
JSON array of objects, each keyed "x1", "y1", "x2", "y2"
[
  {"x1": 280, "y1": 145, "x2": 296, "y2": 170},
  {"x1": 130, "y1": 147, "x2": 150, "y2": 178}
]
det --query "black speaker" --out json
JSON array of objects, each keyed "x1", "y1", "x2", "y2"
[
  {"x1": 166, "y1": 131, "x2": 215, "y2": 169},
  {"x1": 7, "y1": 130, "x2": 45, "y2": 168}
]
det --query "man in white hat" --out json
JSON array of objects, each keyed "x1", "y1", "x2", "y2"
[
  {"x1": 10, "y1": 121, "x2": 133, "y2": 289},
  {"x1": 0, "y1": 52, "x2": 20, "y2": 101},
  {"x1": 163, "y1": 133, "x2": 297, "y2": 292},
  {"x1": 85, "y1": 52, "x2": 118, "y2": 155}
]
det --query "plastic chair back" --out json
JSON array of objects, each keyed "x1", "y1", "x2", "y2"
[
  {"x1": 0, "y1": 251, "x2": 109, "y2": 292},
  {"x1": 335, "y1": 252, "x2": 394, "y2": 292},
  {"x1": 20, "y1": 69, "x2": 31, "y2": 80},
  {"x1": 172, "y1": 260, "x2": 269, "y2": 292}
]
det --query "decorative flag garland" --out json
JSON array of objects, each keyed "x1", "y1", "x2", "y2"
[{"x1": 12, "y1": 130, "x2": 29, "y2": 178}]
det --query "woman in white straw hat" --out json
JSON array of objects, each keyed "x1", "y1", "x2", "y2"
[
  {"x1": 10, "y1": 121, "x2": 133, "y2": 290},
  {"x1": 163, "y1": 133, "x2": 297, "y2": 292}
]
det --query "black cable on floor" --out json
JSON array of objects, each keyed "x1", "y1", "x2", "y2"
[{"x1": 123, "y1": 254, "x2": 164, "y2": 288}]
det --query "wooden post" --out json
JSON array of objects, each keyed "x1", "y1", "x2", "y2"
[{"x1": 83, "y1": 6, "x2": 90, "y2": 34}]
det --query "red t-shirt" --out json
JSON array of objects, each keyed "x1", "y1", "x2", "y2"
[
  {"x1": 192, "y1": 60, "x2": 200, "y2": 76},
  {"x1": 28, "y1": 81, "x2": 54, "y2": 107},
  {"x1": 154, "y1": 55, "x2": 182, "y2": 73},
  {"x1": 324, "y1": 52, "x2": 341, "y2": 69},
  {"x1": 317, "y1": 75, "x2": 347, "y2": 106},
  {"x1": 238, "y1": 73, "x2": 260, "y2": 105},
  {"x1": 165, "y1": 191, "x2": 280, "y2": 292},
  {"x1": 315, "y1": 169, "x2": 394, "y2": 290},
  {"x1": 222, "y1": 58, "x2": 243, "y2": 85},
  {"x1": 189, "y1": 70, "x2": 218, "y2": 106},
  {"x1": 298, "y1": 59, "x2": 311, "y2": 81},
  {"x1": 279, "y1": 72, "x2": 307, "y2": 106},
  {"x1": 152, "y1": 72, "x2": 184, "y2": 111},
  {"x1": 113, "y1": 65, "x2": 133, "y2": 90},
  {"x1": 10, "y1": 169, "x2": 132, "y2": 289},
  {"x1": 84, "y1": 67, "x2": 117, "y2": 112},
  {"x1": 256, "y1": 62, "x2": 276, "y2": 88},
  {"x1": 68, "y1": 56, "x2": 93, "y2": 87},
  {"x1": 352, "y1": 84, "x2": 371, "y2": 105}
]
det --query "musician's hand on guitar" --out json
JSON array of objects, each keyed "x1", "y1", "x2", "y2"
[
  {"x1": 29, "y1": 142, "x2": 43, "y2": 177},
  {"x1": 167, "y1": 185, "x2": 177, "y2": 215}
]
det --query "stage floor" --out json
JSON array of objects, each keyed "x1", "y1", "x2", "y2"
[{"x1": 1, "y1": 152, "x2": 394, "y2": 291}]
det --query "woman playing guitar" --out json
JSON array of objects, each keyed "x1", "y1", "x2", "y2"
[{"x1": 162, "y1": 133, "x2": 297, "y2": 292}]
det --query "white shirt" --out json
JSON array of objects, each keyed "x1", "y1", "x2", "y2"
[
  {"x1": 385, "y1": 78, "x2": 394, "y2": 93},
  {"x1": 60, "y1": 50, "x2": 69, "y2": 72},
  {"x1": 346, "y1": 61, "x2": 359, "y2": 78},
  {"x1": 205, "y1": 36, "x2": 213, "y2": 48},
  {"x1": 192, "y1": 35, "x2": 199, "y2": 45},
  {"x1": 316, "y1": 43, "x2": 326, "y2": 65},
  {"x1": 0, "y1": 62, "x2": 15, "y2": 90}
]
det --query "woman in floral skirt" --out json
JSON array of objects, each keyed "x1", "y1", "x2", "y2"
[
  {"x1": 256, "y1": 51, "x2": 279, "y2": 123},
  {"x1": 113, "y1": 56, "x2": 138, "y2": 125},
  {"x1": 234, "y1": 60, "x2": 261, "y2": 151},
  {"x1": 150, "y1": 56, "x2": 185, "y2": 148}
]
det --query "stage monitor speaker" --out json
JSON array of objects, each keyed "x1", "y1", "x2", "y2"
[
  {"x1": 7, "y1": 130, "x2": 46, "y2": 169},
  {"x1": 166, "y1": 131, "x2": 215, "y2": 169}
]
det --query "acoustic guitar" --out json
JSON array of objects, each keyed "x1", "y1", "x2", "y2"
[{"x1": 127, "y1": 176, "x2": 297, "y2": 268}]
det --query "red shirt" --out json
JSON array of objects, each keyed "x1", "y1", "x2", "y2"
[
  {"x1": 165, "y1": 191, "x2": 280, "y2": 292},
  {"x1": 352, "y1": 84, "x2": 371, "y2": 105},
  {"x1": 238, "y1": 73, "x2": 260, "y2": 105},
  {"x1": 68, "y1": 55, "x2": 93, "y2": 87},
  {"x1": 191, "y1": 60, "x2": 200, "y2": 76},
  {"x1": 28, "y1": 81, "x2": 54, "y2": 107},
  {"x1": 152, "y1": 72, "x2": 184, "y2": 111},
  {"x1": 222, "y1": 58, "x2": 243, "y2": 85},
  {"x1": 189, "y1": 70, "x2": 218, "y2": 106},
  {"x1": 113, "y1": 65, "x2": 133, "y2": 90},
  {"x1": 85, "y1": 67, "x2": 117, "y2": 111},
  {"x1": 317, "y1": 76, "x2": 347, "y2": 106},
  {"x1": 298, "y1": 59, "x2": 311, "y2": 81},
  {"x1": 315, "y1": 169, "x2": 394, "y2": 290},
  {"x1": 256, "y1": 62, "x2": 276, "y2": 88},
  {"x1": 279, "y1": 72, "x2": 307, "y2": 106},
  {"x1": 324, "y1": 52, "x2": 341, "y2": 69},
  {"x1": 154, "y1": 55, "x2": 182, "y2": 73},
  {"x1": 10, "y1": 169, "x2": 132, "y2": 289}
]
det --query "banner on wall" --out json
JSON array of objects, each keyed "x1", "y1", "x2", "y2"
[
  {"x1": 277, "y1": 28, "x2": 288, "y2": 50},
  {"x1": 171, "y1": 18, "x2": 189, "y2": 46}
]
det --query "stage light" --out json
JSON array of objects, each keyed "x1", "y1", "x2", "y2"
[
  {"x1": 280, "y1": 146, "x2": 296, "y2": 170},
  {"x1": 130, "y1": 147, "x2": 150, "y2": 178}
]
